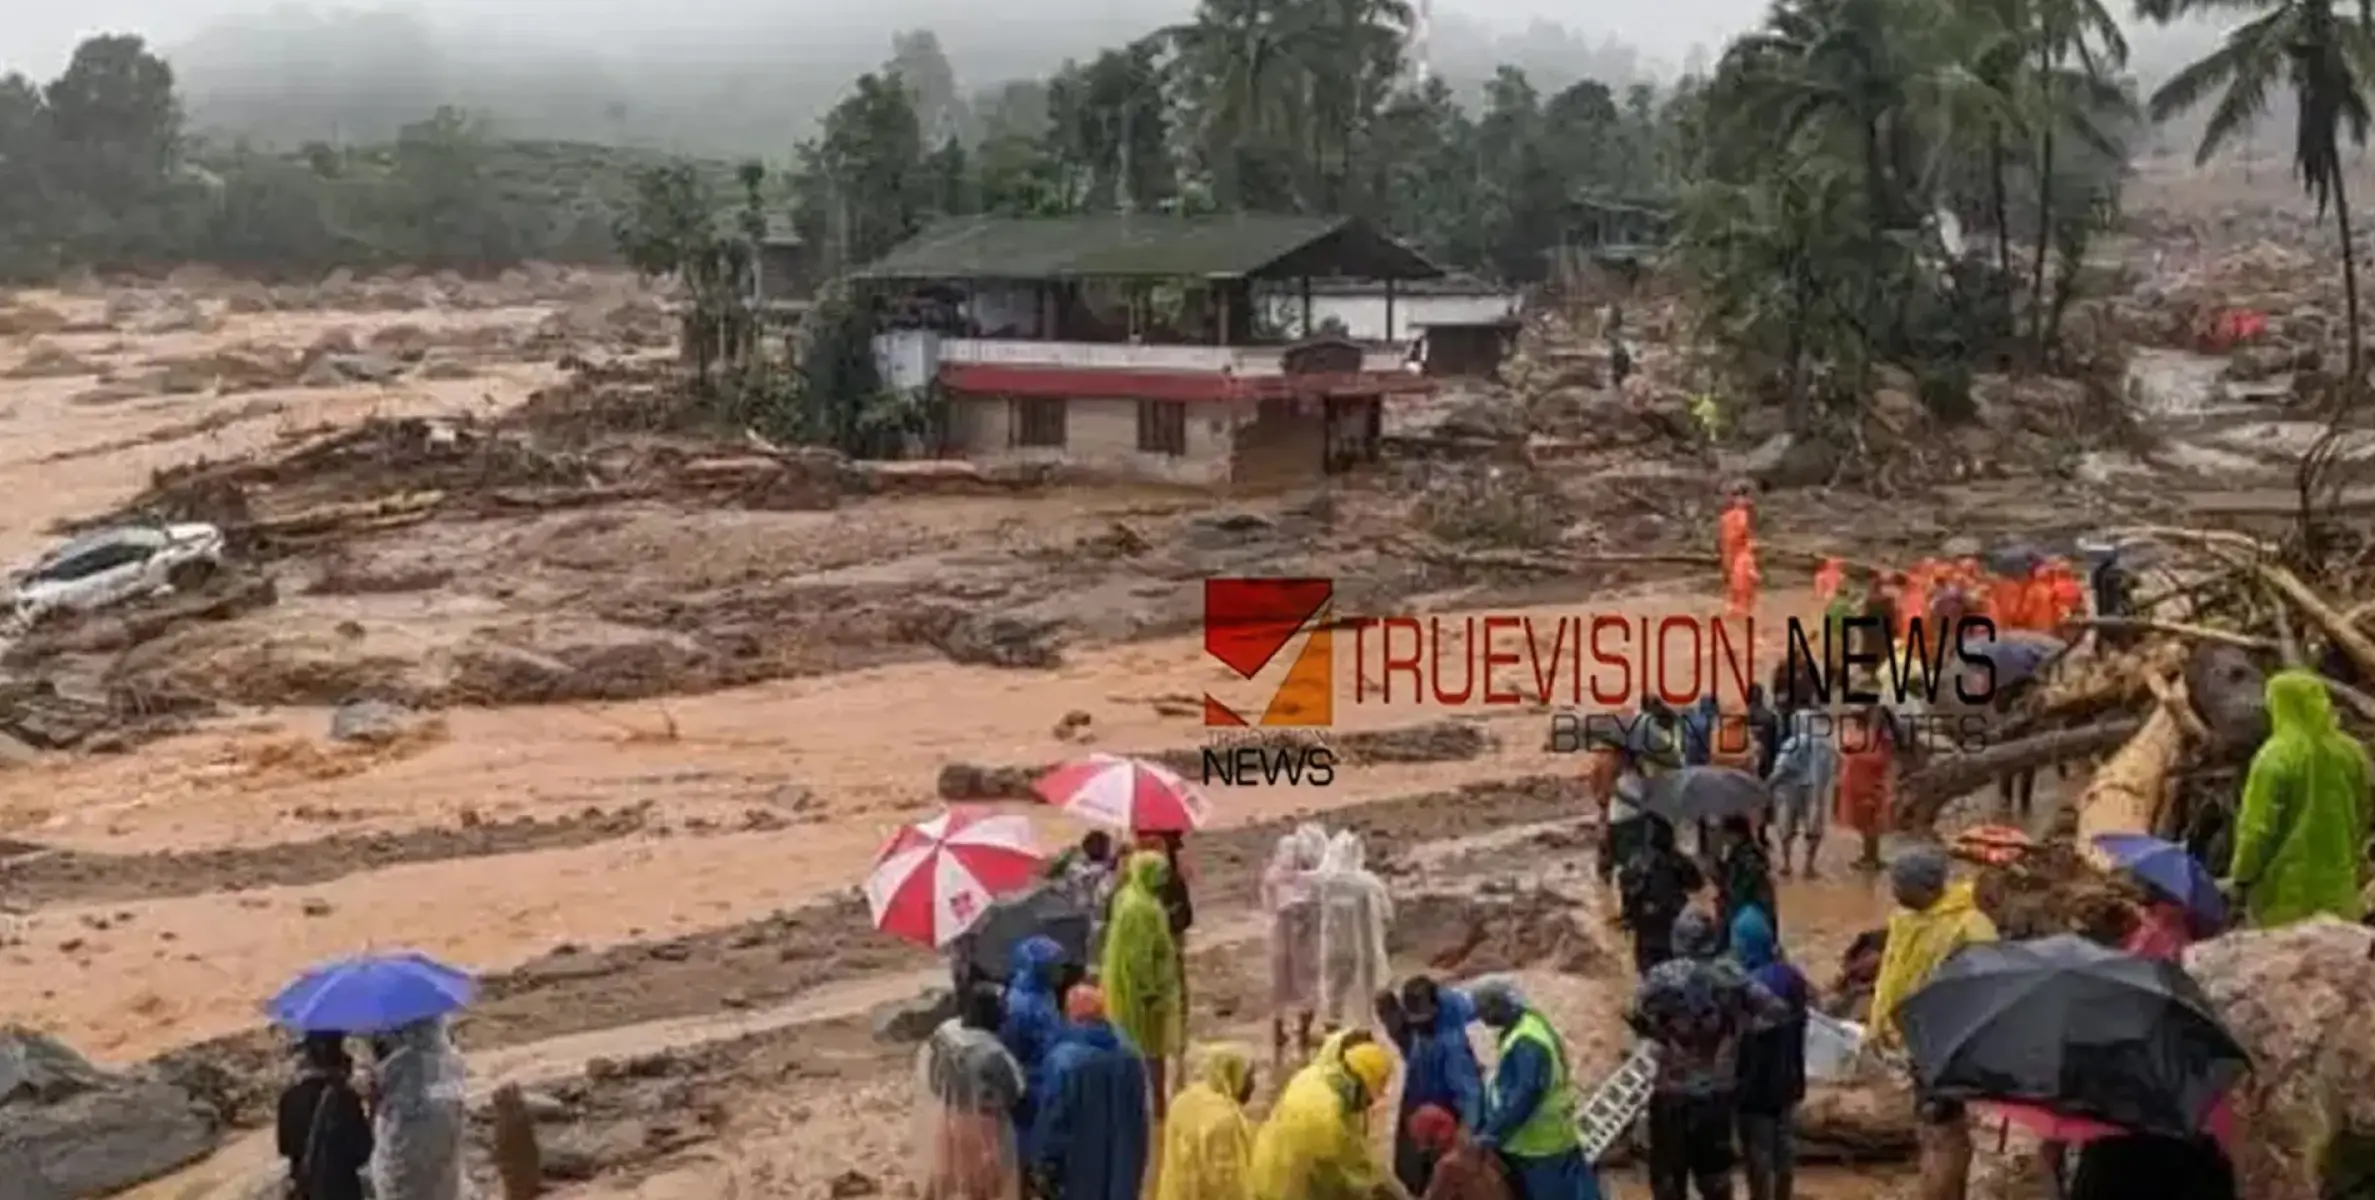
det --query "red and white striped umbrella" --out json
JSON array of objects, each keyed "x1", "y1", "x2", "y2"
[
  {"x1": 865, "y1": 808, "x2": 1043, "y2": 947},
  {"x1": 1033, "y1": 753, "x2": 1212, "y2": 833}
]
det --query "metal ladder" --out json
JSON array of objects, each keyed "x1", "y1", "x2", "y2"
[{"x1": 1575, "y1": 1040, "x2": 1662, "y2": 1164}]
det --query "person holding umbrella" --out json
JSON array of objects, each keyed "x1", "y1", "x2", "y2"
[
  {"x1": 367, "y1": 1017, "x2": 468, "y2": 1200},
  {"x1": 1894, "y1": 935, "x2": 2249, "y2": 1200},
  {"x1": 1618, "y1": 815, "x2": 1705, "y2": 976},
  {"x1": 268, "y1": 951, "x2": 477, "y2": 1200},
  {"x1": 276, "y1": 1033, "x2": 373, "y2": 1200},
  {"x1": 1868, "y1": 850, "x2": 1997, "y2": 1200},
  {"x1": 2092, "y1": 833, "x2": 2228, "y2": 960}
]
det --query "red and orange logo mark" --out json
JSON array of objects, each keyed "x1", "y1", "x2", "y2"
[{"x1": 1202, "y1": 578, "x2": 1334, "y2": 727}]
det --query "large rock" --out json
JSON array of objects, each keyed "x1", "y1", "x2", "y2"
[
  {"x1": 0, "y1": 1028, "x2": 219, "y2": 1199},
  {"x1": 872, "y1": 988, "x2": 955, "y2": 1043},
  {"x1": 328, "y1": 698, "x2": 427, "y2": 746},
  {"x1": 2188, "y1": 919, "x2": 2375, "y2": 1200},
  {"x1": 1731, "y1": 432, "x2": 1843, "y2": 490}
]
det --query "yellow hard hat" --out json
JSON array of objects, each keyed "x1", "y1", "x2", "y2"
[{"x1": 1342, "y1": 1042, "x2": 1394, "y2": 1103}]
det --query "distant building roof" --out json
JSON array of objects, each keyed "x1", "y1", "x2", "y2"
[{"x1": 853, "y1": 214, "x2": 1445, "y2": 283}]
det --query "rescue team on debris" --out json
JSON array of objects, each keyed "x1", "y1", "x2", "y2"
[{"x1": 275, "y1": 504, "x2": 2370, "y2": 1200}]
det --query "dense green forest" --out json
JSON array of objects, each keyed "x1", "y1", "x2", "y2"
[{"x1": 4, "y1": 0, "x2": 2368, "y2": 433}]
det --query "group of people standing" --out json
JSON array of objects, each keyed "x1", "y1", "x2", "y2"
[
  {"x1": 1597, "y1": 715, "x2": 1816, "y2": 1200},
  {"x1": 917, "y1": 818, "x2": 1622, "y2": 1200},
  {"x1": 275, "y1": 1018, "x2": 469, "y2": 1200}
]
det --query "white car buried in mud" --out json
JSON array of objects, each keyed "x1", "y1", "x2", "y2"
[{"x1": 5, "y1": 523, "x2": 226, "y2": 630}]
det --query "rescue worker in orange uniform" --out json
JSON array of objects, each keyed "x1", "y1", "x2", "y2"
[
  {"x1": 1726, "y1": 543, "x2": 1762, "y2": 621},
  {"x1": 1720, "y1": 487, "x2": 1755, "y2": 567}
]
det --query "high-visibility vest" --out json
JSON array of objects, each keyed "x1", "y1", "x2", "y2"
[{"x1": 1495, "y1": 1011, "x2": 1582, "y2": 1158}]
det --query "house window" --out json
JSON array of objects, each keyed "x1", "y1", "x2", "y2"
[
  {"x1": 1014, "y1": 398, "x2": 1067, "y2": 448},
  {"x1": 1136, "y1": 399, "x2": 1188, "y2": 456}
]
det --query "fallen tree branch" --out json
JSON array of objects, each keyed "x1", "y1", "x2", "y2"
[
  {"x1": 2074, "y1": 675, "x2": 2194, "y2": 867},
  {"x1": 2103, "y1": 525, "x2": 2375, "y2": 682},
  {"x1": 2073, "y1": 618, "x2": 2276, "y2": 653},
  {"x1": 1895, "y1": 720, "x2": 2143, "y2": 831}
]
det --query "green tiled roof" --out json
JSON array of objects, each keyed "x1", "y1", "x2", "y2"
[{"x1": 853, "y1": 214, "x2": 1444, "y2": 282}]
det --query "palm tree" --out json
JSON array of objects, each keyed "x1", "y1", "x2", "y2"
[
  {"x1": 2022, "y1": 0, "x2": 2125, "y2": 354},
  {"x1": 2147, "y1": 0, "x2": 2371, "y2": 416}
]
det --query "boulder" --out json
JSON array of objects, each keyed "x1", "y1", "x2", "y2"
[
  {"x1": 0, "y1": 1028, "x2": 219, "y2": 1199},
  {"x1": 2187, "y1": 919, "x2": 2375, "y2": 1200},
  {"x1": 1732, "y1": 432, "x2": 1843, "y2": 490},
  {"x1": 328, "y1": 699, "x2": 426, "y2": 746},
  {"x1": 871, "y1": 988, "x2": 956, "y2": 1043}
]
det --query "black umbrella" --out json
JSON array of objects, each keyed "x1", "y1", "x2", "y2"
[
  {"x1": 1960, "y1": 630, "x2": 2068, "y2": 701},
  {"x1": 948, "y1": 882, "x2": 1092, "y2": 990},
  {"x1": 1638, "y1": 766, "x2": 1771, "y2": 825},
  {"x1": 1899, "y1": 935, "x2": 2249, "y2": 1137}
]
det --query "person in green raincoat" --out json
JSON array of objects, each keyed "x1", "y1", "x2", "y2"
[
  {"x1": 1102, "y1": 850, "x2": 1185, "y2": 1115},
  {"x1": 2226, "y1": 670, "x2": 2374, "y2": 928}
]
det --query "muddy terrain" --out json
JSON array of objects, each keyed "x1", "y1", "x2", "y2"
[{"x1": 2, "y1": 161, "x2": 2361, "y2": 1200}]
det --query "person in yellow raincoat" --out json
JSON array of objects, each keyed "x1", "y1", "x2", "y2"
[
  {"x1": 1103, "y1": 850, "x2": 1185, "y2": 1116},
  {"x1": 2227, "y1": 670, "x2": 2373, "y2": 928},
  {"x1": 1869, "y1": 848, "x2": 1998, "y2": 1200},
  {"x1": 1250, "y1": 1032, "x2": 1406, "y2": 1200},
  {"x1": 1159, "y1": 1044, "x2": 1259, "y2": 1200}
]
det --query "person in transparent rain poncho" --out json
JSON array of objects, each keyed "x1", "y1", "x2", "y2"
[
  {"x1": 916, "y1": 983, "x2": 1028, "y2": 1200},
  {"x1": 1263, "y1": 823, "x2": 1331, "y2": 1064},
  {"x1": 1313, "y1": 830, "x2": 1394, "y2": 1035},
  {"x1": 366, "y1": 1017, "x2": 469, "y2": 1200}
]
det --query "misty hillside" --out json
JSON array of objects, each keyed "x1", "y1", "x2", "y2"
[{"x1": 165, "y1": 3, "x2": 1654, "y2": 153}]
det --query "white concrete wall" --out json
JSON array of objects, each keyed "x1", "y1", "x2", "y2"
[
  {"x1": 872, "y1": 329, "x2": 941, "y2": 391},
  {"x1": 1260, "y1": 292, "x2": 1518, "y2": 342},
  {"x1": 946, "y1": 396, "x2": 1245, "y2": 486}
]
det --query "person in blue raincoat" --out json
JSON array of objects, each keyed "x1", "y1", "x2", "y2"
[
  {"x1": 1001, "y1": 935, "x2": 1069, "y2": 1165},
  {"x1": 1470, "y1": 978, "x2": 1600, "y2": 1200},
  {"x1": 1680, "y1": 696, "x2": 1720, "y2": 768},
  {"x1": 1384, "y1": 976, "x2": 1486, "y2": 1194},
  {"x1": 1030, "y1": 984, "x2": 1150, "y2": 1200}
]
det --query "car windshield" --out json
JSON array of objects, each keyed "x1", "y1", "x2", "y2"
[
  {"x1": 33, "y1": 528, "x2": 164, "y2": 569},
  {"x1": 27, "y1": 528, "x2": 166, "y2": 582}
]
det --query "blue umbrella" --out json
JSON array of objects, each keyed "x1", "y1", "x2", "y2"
[
  {"x1": 2092, "y1": 833, "x2": 2227, "y2": 927},
  {"x1": 269, "y1": 951, "x2": 477, "y2": 1034}
]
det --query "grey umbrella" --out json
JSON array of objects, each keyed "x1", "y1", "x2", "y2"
[
  {"x1": 1639, "y1": 766, "x2": 1772, "y2": 825},
  {"x1": 948, "y1": 882, "x2": 1091, "y2": 990}
]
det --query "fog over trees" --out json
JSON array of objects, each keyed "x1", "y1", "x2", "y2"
[{"x1": 152, "y1": 4, "x2": 1657, "y2": 152}]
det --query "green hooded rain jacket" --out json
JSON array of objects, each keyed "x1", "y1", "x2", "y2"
[{"x1": 2229, "y1": 670, "x2": 2373, "y2": 928}]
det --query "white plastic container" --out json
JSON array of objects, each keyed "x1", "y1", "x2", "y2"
[{"x1": 1805, "y1": 1012, "x2": 1866, "y2": 1082}]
